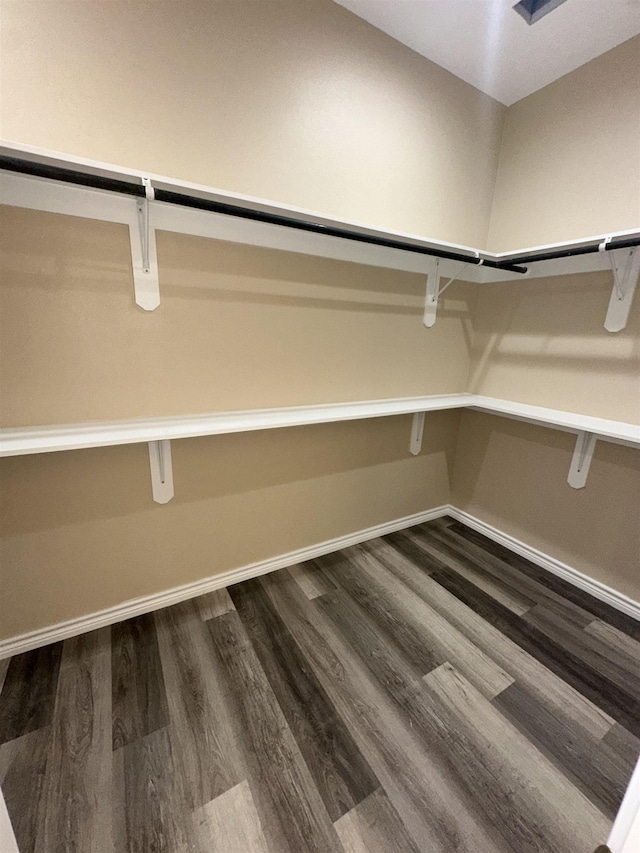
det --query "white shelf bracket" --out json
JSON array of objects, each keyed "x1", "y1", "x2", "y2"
[
  {"x1": 131, "y1": 177, "x2": 160, "y2": 311},
  {"x1": 567, "y1": 431, "x2": 596, "y2": 489},
  {"x1": 410, "y1": 411, "x2": 425, "y2": 455},
  {"x1": 148, "y1": 439, "x2": 174, "y2": 503},
  {"x1": 423, "y1": 258, "x2": 475, "y2": 328},
  {"x1": 422, "y1": 258, "x2": 440, "y2": 327},
  {"x1": 604, "y1": 246, "x2": 640, "y2": 332}
]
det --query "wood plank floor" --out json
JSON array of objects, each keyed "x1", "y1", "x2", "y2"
[{"x1": 1, "y1": 517, "x2": 639, "y2": 852}]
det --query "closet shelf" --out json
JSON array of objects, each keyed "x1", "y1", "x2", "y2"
[
  {"x1": 1, "y1": 140, "x2": 639, "y2": 329},
  {"x1": 468, "y1": 397, "x2": 640, "y2": 447},
  {"x1": 0, "y1": 395, "x2": 472, "y2": 457},
  {"x1": 1, "y1": 395, "x2": 638, "y2": 459}
]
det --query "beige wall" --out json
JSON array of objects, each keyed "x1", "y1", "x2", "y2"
[
  {"x1": 467, "y1": 271, "x2": 640, "y2": 424},
  {"x1": 0, "y1": 411, "x2": 459, "y2": 640},
  {"x1": 487, "y1": 36, "x2": 640, "y2": 251},
  {"x1": 452, "y1": 411, "x2": 640, "y2": 602},
  {"x1": 0, "y1": 206, "x2": 478, "y2": 427},
  {"x1": 1, "y1": 3, "x2": 639, "y2": 642},
  {"x1": 0, "y1": 0, "x2": 504, "y2": 246}
]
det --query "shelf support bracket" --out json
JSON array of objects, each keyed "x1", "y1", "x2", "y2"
[
  {"x1": 131, "y1": 177, "x2": 160, "y2": 311},
  {"x1": 410, "y1": 412, "x2": 425, "y2": 456},
  {"x1": 148, "y1": 439, "x2": 174, "y2": 503},
  {"x1": 604, "y1": 246, "x2": 640, "y2": 332},
  {"x1": 567, "y1": 431, "x2": 596, "y2": 489},
  {"x1": 423, "y1": 259, "x2": 475, "y2": 328},
  {"x1": 422, "y1": 258, "x2": 441, "y2": 327}
]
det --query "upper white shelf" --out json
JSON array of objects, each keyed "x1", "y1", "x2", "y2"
[
  {"x1": 2, "y1": 139, "x2": 638, "y2": 284},
  {"x1": 1, "y1": 394, "x2": 638, "y2": 458}
]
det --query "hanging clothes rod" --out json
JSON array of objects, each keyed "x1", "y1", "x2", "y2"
[
  {"x1": 0, "y1": 154, "x2": 525, "y2": 274},
  {"x1": 2, "y1": 153, "x2": 639, "y2": 272},
  {"x1": 506, "y1": 237, "x2": 640, "y2": 266}
]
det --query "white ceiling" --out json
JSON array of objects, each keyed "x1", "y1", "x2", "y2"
[{"x1": 334, "y1": 0, "x2": 640, "y2": 105}]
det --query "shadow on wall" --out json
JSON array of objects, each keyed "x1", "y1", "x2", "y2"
[
  {"x1": 1, "y1": 208, "x2": 478, "y2": 425},
  {"x1": 466, "y1": 272, "x2": 640, "y2": 421}
]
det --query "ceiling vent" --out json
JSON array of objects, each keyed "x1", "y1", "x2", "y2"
[{"x1": 513, "y1": 0, "x2": 569, "y2": 25}]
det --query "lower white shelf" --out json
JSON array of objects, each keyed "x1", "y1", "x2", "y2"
[
  {"x1": 1, "y1": 394, "x2": 638, "y2": 457},
  {"x1": 1, "y1": 395, "x2": 638, "y2": 500}
]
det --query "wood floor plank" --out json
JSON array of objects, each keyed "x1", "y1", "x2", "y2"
[
  {"x1": 382, "y1": 530, "x2": 441, "y2": 570},
  {"x1": 364, "y1": 536, "x2": 615, "y2": 739},
  {"x1": 431, "y1": 566, "x2": 640, "y2": 737},
  {"x1": 334, "y1": 787, "x2": 421, "y2": 853},
  {"x1": 423, "y1": 663, "x2": 610, "y2": 853},
  {"x1": 0, "y1": 786, "x2": 19, "y2": 853},
  {"x1": 420, "y1": 523, "x2": 595, "y2": 626},
  {"x1": 406, "y1": 527, "x2": 537, "y2": 615},
  {"x1": 229, "y1": 577, "x2": 379, "y2": 822},
  {"x1": 524, "y1": 604, "x2": 640, "y2": 696},
  {"x1": 313, "y1": 551, "x2": 442, "y2": 677},
  {"x1": 34, "y1": 628, "x2": 112, "y2": 853},
  {"x1": 333, "y1": 543, "x2": 513, "y2": 699},
  {"x1": 154, "y1": 599, "x2": 241, "y2": 809},
  {"x1": 602, "y1": 724, "x2": 640, "y2": 777},
  {"x1": 0, "y1": 643, "x2": 63, "y2": 746},
  {"x1": 193, "y1": 780, "x2": 269, "y2": 853},
  {"x1": 261, "y1": 570, "x2": 511, "y2": 853},
  {"x1": 195, "y1": 588, "x2": 236, "y2": 621},
  {"x1": 207, "y1": 609, "x2": 342, "y2": 853},
  {"x1": 494, "y1": 681, "x2": 633, "y2": 819},
  {"x1": 288, "y1": 562, "x2": 337, "y2": 599},
  {"x1": 584, "y1": 619, "x2": 640, "y2": 665},
  {"x1": 0, "y1": 726, "x2": 51, "y2": 853},
  {"x1": 114, "y1": 726, "x2": 192, "y2": 853},
  {"x1": 0, "y1": 659, "x2": 9, "y2": 696},
  {"x1": 111, "y1": 612, "x2": 169, "y2": 750},
  {"x1": 447, "y1": 522, "x2": 640, "y2": 640}
]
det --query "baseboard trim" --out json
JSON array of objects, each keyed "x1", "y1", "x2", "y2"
[
  {"x1": 0, "y1": 506, "x2": 449, "y2": 659},
  {"x1": 447, "y1": 506, "x2": 640, "y2": 622},
  {"x1": 3, "y1": 502, "x2": 638, "y2": 658}
]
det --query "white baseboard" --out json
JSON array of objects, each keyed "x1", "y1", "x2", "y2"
[
  {"x1": 0, "y1": 506, "x2": 449, "y2": 659},
  {"x1": 447, "y1": 506, "x2": 640, "y2": 622},
  {"x1": 2, "y1": 502, "x2": 638, "y2": 658}
]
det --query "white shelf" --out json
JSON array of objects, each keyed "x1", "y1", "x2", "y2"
[
  {"x1": 1, "y1": 394, "x2": 638, "y2": 458},
  {"x1": 2, "y1": 140, "x2": 638, "y2": 286},
  {"x1": 0, "y1": 395, "x2": 472, "y2": 457},
  {"x1": 470, "y1": 397, "x2": 640, "y2": 447}
]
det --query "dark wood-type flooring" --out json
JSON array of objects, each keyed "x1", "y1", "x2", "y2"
[{"x1": 1, "y1": 517, "x2": 639, "y2": 852}]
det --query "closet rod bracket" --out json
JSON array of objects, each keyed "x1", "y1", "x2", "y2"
[
  {"x1": 132, "y1": 177, "x2": 160, "y2": 311},
  {"x1": 567, "y1": 431, "x2": 596, "y2": 489},
  {"x1": 423, "y1": 258, "x2": 475, "y2": 327},
  {"x1": 148, "y1": 439, "x2": 174, "y2": 503},
  {"x1": 604, "y1": 246, "x2": 639, "y2": 332}
]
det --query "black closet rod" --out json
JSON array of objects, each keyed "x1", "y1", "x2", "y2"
[
  {"x1": 507, "y1": 237, "x2": 640, "y2": 265},
  {"x1": 0, "y1": 154, "x2": 526, "y2": 273},
  {"x1": 3, "y1": 154, "x2": 638, "y2": 272}
]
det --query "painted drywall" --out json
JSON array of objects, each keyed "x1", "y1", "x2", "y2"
[
  {"x1": 487, "y1": 36, "x2": 640, "y2": 251},
  {"x1": 0, "y1": 411, "x2": 459, "y2": 640},
  {"x1": 1, "y1": 2, "x2": 639, "y2": 643},
  {"x1": 466, "y1": 271, "x2": 640, "y2": 425},
  {"x1": 0, "y1": 0, "x2": 491, "y2": 640},
  {"x1": 0, "y1": 0, "x2": 504, "y2": 246},
  {"x1": 451, "y1": 411, "x2": 640, "y2": 602},
  {"x1": 0, "y1": 206, "x2": 477, "y2": 427}
]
